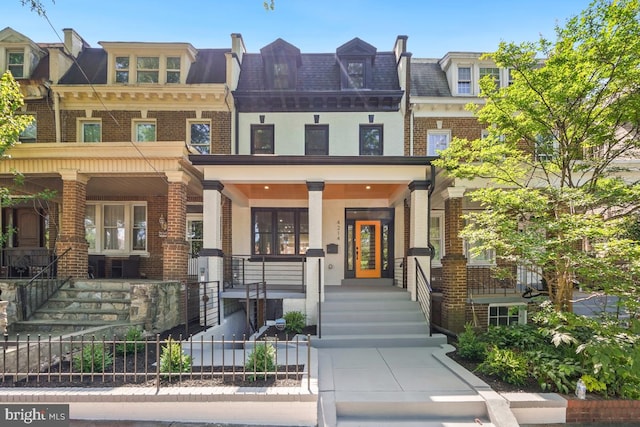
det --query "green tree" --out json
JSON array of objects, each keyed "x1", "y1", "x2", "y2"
[{"x1": 434, "y1": 0, "x2": 640, "y2": 315}]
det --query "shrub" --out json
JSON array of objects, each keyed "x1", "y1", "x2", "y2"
[
  {"x1": 116, "y1": 326, "x2": 145, "y2": 355},
  {"x1": 159, "y1": 338, "x2": 192, "y2": 375},
  {"x1": 457, "y1": 323, "x2": 486, "y2": 361},
  {"x1": 477, "y1": 346, "x2": 528, "y2": 386},
  {"x1": 245, "y1": 342, "x2": 276, "y2": 381},
  {"x1": 529, "y1": 351, "x2": 583, "y2": 394},
  {"x1": 283, "y1": 310, "x2": 306, "y2": 335},
  {"x1": 73, "y1": 343, "x2": 113, "y2": 373}
]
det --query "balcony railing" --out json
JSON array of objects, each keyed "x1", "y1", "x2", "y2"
[{"x1": 223, "y1": 255, "x2": 306, "y2": 293}]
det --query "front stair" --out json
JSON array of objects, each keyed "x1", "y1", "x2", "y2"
[
  {"x1": 11, "y1": 281, "x2": 132, "y2": 334},
  {"x1": 314, "y1": 281, "x2": 501, "y2": 427}
]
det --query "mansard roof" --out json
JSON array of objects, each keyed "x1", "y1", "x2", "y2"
[
  {"x1": 185, "y1": 49, "x2": 228, "y2": 83},
  {"x1": 410, "y1": 59, "x2": 451, "y2": 97}
]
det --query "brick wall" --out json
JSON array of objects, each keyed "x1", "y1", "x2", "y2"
[
  {"x1": 566, "y1": 398, "x2": 640, "y2": 423},
  {"x1": 413, "y1": 117, "x2": 483, "y2": 156},
  {"x1": 24, "y1": 98, "x2": 56, "y2": 142}
]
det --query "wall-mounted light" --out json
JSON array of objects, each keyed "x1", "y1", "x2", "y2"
[
  {"x1": 436, "y1": 120, "x2": 443, "y2": 130},
  {"x1": 365, "y1": 185, "x2": 371, "y2": 190},
  {"x1": 159, "y1": 214, "x2": 168, "y2": 231},
  {"x1": 259, "y1": 114, "x2": 265, "y2": 124},
  {"x1": 264, "y1": 185, "x2": 270, "y2": 190},
  {"x1": 368, "y1": 114, "x2": 374, "y2": 124},
  {"x1": 314, "y1": 114, "x2": 320, "y2": 124}
]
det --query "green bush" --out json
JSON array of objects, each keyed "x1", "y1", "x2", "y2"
[
  {"x1": 457, "y1": 323, "x2": 486, "y2": 361},
  {"x1": 529, "y1": 352, "x2": 582, "y2": 394},
  {"x1": 477, "y1": 346, "x2": 528, "y2": 386},
  {"x1": 73, "y1": 343, "x2": 113, "y2": 373},
  {"x1": 283, "y1": 310, "x2": 306, "y2": 335},
  {"x1": 245, "y1": 342, "x2": 276, "y2": 381},
  {"x1": 116, "y1": 326, "x2": 145, "y2": 355},
  {"x1": 159, "y1": 338, "x2": 192, "y2": 375}
]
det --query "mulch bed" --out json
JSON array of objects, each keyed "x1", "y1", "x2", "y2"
[{"x1": 1, "y1": 321, "x2": 307, "y2": 388}]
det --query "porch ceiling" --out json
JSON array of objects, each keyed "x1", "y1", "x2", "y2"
[{"x1": 231, "y1": 183, "x2": 404, "y2": 200}]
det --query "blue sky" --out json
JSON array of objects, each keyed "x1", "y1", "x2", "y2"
[{"x1": 3, "y1": 0, "x2": 593, "y2": 57}]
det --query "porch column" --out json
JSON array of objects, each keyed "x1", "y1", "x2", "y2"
[
  {"x1": 441, "y1": 186, "x2": 467, "y2": 334},
  {"x1": 162, "y1": 171, "x2": 189, "y2": 281},
  {"x1": 407, "y1": 180, "x2": 431, "y2": 301},
  {"x1": 200, "y1": 180, "x2": 224, "y2": 327},
  {"x1": 57, "y1": 170, "x2": 89, "y2": 279},
  {"x1": 305, "y1": 181, "x2": 325, "y2": 324}
]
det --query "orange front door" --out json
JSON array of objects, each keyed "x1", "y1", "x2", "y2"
[{"x1": 355, "y1": 220, "x2": 381, "y2": 278}]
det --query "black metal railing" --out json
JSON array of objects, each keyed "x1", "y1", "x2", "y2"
[
  {"x1": 196, "y1": 280, "x2": 221, "y2": 333},
  {"x1": 16, "y1": 248, "x2": 72, "y2": 321},
  {"x1": 243, "y1": 281, "x2": 267, "y2": 334},
  {"x1": 1, "y1": 333, "x2": 312, "y2": 392},
  {"x1": 467, "y1": 265, "x2": 546, "y2": 297},
  {"x1": 224, "y1": 255, "x2": 306, "y2": 293},
  {"x1": 394, "y1": 257, "x2": 407, "y2": 288},
  {"x1": 415, "y1": 258, "x2": 432, "y2": 336}
]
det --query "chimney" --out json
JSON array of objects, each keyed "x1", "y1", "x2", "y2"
[{"x1": 63, "y1": 28, "x2": 87, "y2": 58}]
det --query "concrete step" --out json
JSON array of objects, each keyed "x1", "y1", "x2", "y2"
[
  {"x1": 335, "y1": 391, "x2": 489, "y2": 422},
  {"x1": 321, "y1": 321, "x2": 430, "y2": 335},
  {"x1": 338, "y1": 419, "x2": 495, "y2": 427},
  {"x1": 321, "y1": 299, "x2": 420, "y2": 312},
  {"x1": 311, "y1": 334, "x2": 446, "y2": 348},
  {"x1": 340, "y1": 278, "x2": 394, "y2": 287},
  {"x1": 324, "y1": 289, "x2": 411, "y2": 302},
  {"x1": 321, "y1": 308, "x2": 426, "y2": 323}
]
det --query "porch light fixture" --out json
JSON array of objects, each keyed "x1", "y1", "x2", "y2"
[
  {"x1": 365, "y1": 185, "x2": 371, "y2": 190},
  {"x1": 159, "y1": 214, "x2": 168, "y2": 231},
  {"x1": 314, "y1": 114, "x2": 320, "y2": 124},
  {"x1": 259, "y1": 114, "x2": 265, "y2": 124},
  {"x1": 264, "y1": 185, "x2": 270, "y2": 190},
  {"x1": 368, "y1": 114, "x2": 374, "y2": 123}
]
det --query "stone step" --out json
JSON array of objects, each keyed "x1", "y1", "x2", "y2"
[
  {"x1": 45, "y1": 298, "x2": 131, "y2": 311},
  {"x1": 32, "y1": 308, "x2": 129, "y2": 322},
  {"x1": 321, "y1": 321, "x2": 430, "y2": 336},
  {"x1": 56, "y1": 288, "x2": 130, "y2": 300},
  {"x1": 68, "y1": 281, "x2": 132, "y2": 291},
  {"x1": 11, "y1": 319, "x2": 131, "y2": 334}
]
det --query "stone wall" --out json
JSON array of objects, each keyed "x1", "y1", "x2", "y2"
[{"x1": 129, "y1": 281, "x2": 185, "y2": 333}]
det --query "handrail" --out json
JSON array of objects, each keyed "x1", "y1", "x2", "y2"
[
  {"x1": 224, "y1": 254, "x2": 306, "y2": 292},
  {"x1": 25, "y1": 247, "x2": 71, "y2": 286},
  {"x1": 415, "y1": 257, "x2": 432, "y2": 336}
]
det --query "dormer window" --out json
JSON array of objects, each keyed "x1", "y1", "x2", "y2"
[
  {"x1": 7, "y1": 51, "x2": 24, "y2": 78},
  {"x1": 260, "y1": 39, "x2": 301, "y2": 91},
  {"x1": 273, "y1": 62, "x2": 290, "y2": 89},
  {"x1": 115, "y1": 56, "x2": 129, "y2": 83},
  {"x1": 346, "y1": 60, "x2": 365, "y2": 89},
  {"x1": 457, "y1": 67, "x2": 472, "y2": 95},
  {"x1": 137, "y1": 57, "x2": 159, "y2": 83},
  {"x1": 166, "y1": 57, "x2": 180, "y2": 83}
]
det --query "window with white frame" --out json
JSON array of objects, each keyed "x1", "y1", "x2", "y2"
[
  {"x1": 427, "y1": 130, "x2": 451, "y2": 156},
  {"x1": 479, "y1": 67, "x2": 500, "y2": 90},
  {"x1": 79, "y1": 119, "x2": 102, "y2": 142},
  {"x1": 133, "y1": 119, "x2": 156, "y2": 142},
  {"x1": 7, "y1": 51, "x2": 25, "y2": 78},
  {"x1": 457, "y1": 66, "x2": 472, "y2": 95},
  {"x1": 430, "y1": 212, "x2": 444, "y2": 265},
  {"x1": 115, "y1": 56, "x2": 130, "y2": 83},
  {"x1": 464, "y1": 216, "x2": 495, "y2": 265},
  {"x1": 186, "y1": 217, "x2": 203, "y2": 255},
  {"x1": 166, "y1": 57, "x2": 180, "y2": 83},
  {"x1": 488, "y1": 303, "x2": 527, "y2": 327},
  {"x1": 137, "y1": 57, "x2": 160, "y2": 83},
  {"x1": 188, "y1": 120, "x2": 211, "y2": 154},
  {"x1": 86, "y1": 203, "x2": 147, "y2": 254},
  {"x1": 18, "y1": 116, "x2": 36, "y2": 142},
  {"x1": 508, "y1": 68, "x2": 515, "y2": 86}
]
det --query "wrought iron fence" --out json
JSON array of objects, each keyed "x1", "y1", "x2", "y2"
[{"x1": 1, "y1": 333, "x2": 312, "y2": 391}]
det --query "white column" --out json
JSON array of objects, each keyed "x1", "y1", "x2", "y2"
[
  {"x1": 200, "y1": 180, "x2": 224, "y2": 327},
  {"x1": 305, "y1": 181, "x2": 325, "y2": 324},
  {"x1": 407, "y1": 180, "x2": 431, "y2": 301}
]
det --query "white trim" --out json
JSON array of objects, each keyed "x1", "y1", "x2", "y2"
[
  {"x1": 187, "y1": 118, "x2": 212, "y2": 154},
  {"x1": 77, "y1": 118, "x2": 102, "y2": 143},
  {"x1": 487, "y1": 303, "x2": 527, "y2": 327},
  {"x1": 86, "y1": 202, "x2": 148, "y2": 255},
  {"x1": 132, "y1": 119, "x2": 157, "y2": 142},
  {"x1": 430, "y1": 211, "x2": 444, "y2": 266},
  {"x1": 426, "y1": 129, "x2": 451, "y2": 156}
]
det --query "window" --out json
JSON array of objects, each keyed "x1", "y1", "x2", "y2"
[
  {"x1": 427, "y1": 130, "x2": 451, "y2": 156},
  {"x1": 305, "y1": 125, "x2": 329, "y2": 155},
  {"x1": 346, "y1": 60, "x2": 365, "y2": 89},
  {"x1": 186, "y1": 218, "x2": 203, "y2": 255},
  {"x1": 464, "y1": 216, "x2": 495, "y2": 265},
  {"x1": 115, "y1": 56, "x2": 129, "y2": 83},
  {"x1": 251, "y1": 124, "x2": 275, "y2": 154},
  {"x1": 359, "y1": 125, "x2": 383, "y2": 155},
  {"x1": 535, "y1": 133, "x2": 558, "y2": 161},
  {"x1": 430, "y1": 213, "x2": 444, "y2": 265},
  {"x1": 252, "y1": 208, "x2": 308, "y2": 256},
  {"x1": 457, "y1": 66, "x2": 472, "y2": 95},
  {"x1": 79, "y1": 119, "x2": 102, "y2": 143},
  {"x1": 18, "y1": 117, "x2": 36, "y2": 143},
  {"x1": 137, "y1": 57, "x2": 159, "y2": 83},
  {"x1": 188, "y1": 120, "x2": 211, "y2": 154},
  {"x1": 479, "y1": 67, "x2": 500, "y2": 90},
  {"x1": 273, "y1": 62, "x2": 290, "y2": 89},
  {"x1": 508, "y1": 69, "x2": 515, "y2": 86},
  {"x1": 166, "y1": 57, "x2": 180, "y2": 83},
  {"x1": 7, "y1": 51, "x2": 24, "y2": 78},
  {"x1": 488, "y1": 304, "x2": 527, "y2": 327},
  {"x1": 133, "y1": 120, "x2": 156, "y2": 142},
  {"x1": 86, "y1": 203, "x2": 147, "y2": 253}
]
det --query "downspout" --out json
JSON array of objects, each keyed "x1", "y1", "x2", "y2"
[
  {"x1": 427, "y1": 164, "x2": 436, "y2": 262},
  {"x1": 410, "y1": 107, "x2": 414, "y2": 156},
  {"x1": 234, "y1": 106, "x2": 239, "y2": 155},
  {"x1": 54, "y1": 92, "x2": 61, "y2": 143}
]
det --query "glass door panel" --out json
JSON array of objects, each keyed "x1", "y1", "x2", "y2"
[{"x1": 355, "y1": 220, "x2": 381, "y2": 278}]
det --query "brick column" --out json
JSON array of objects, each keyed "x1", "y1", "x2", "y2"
[
  {"x1": 57, "y1": 170, "x2": 89, "y2": 279},
  {"x1": 407, "y1": 180, "x2": 431, "y2": 301},
  {"x1": 441, "y1": 186, "x2": 467, "y2": 334},
  {"x1": 305, "y1": 181, "x2": 325, "y2": 324},
  {"x1": 162, "y1": 172, "x2": 189, "y2": 281}
]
